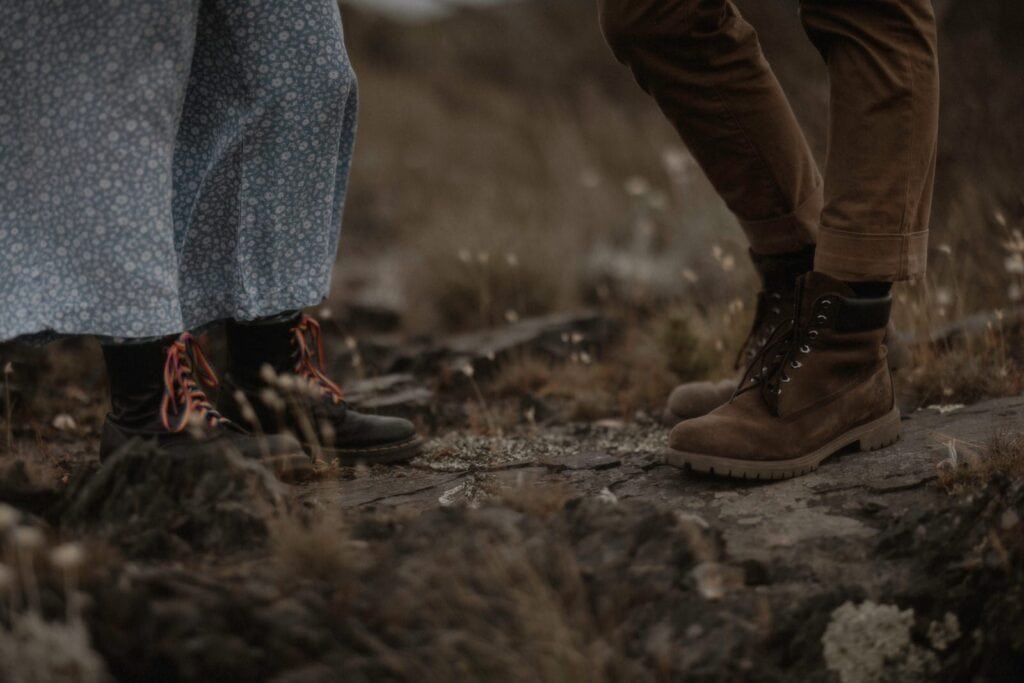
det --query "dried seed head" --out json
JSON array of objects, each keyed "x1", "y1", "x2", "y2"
[
  {"x1": 0, "y1": 563, "x2": 14, "y2": 592},
  {"x1": 259, "y1": 363, "x2": 278, "y2": 385},
  {"x1": 0, "y1": 503, "x2": 19, "y2": 531},
  {"x1": 13, "y1": 525, "x2": 44, "y2": 551},
  {"x1": 259, "y1": 388, "x2": 285, "y2": 412},
  {"x1": 52, "y1": 414, "x2": 77, "y2": 432},
  {"x1": 461, "y1": 363, "x2": 475, "y2": 378},
  {"x1": 318, "y1": 419, "x2": 336, "y2": 448},
  {"x1": 50, "y1": 542, "x2": 85, "y2": 572}
]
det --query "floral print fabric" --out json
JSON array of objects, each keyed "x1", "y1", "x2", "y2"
[{"x1": 0, "y1": 0, "x2": 357, "y2": 342}]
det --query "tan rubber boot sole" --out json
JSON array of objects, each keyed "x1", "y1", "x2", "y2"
[{"x1": 664, "y1": 406, "x2": 901, "y2": 480}]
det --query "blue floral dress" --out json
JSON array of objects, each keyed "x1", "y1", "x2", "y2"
[{"x1": 0, "y1": 0, "x2": 358, "y2": 342}]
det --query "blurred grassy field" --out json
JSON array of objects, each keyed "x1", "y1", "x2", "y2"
[{"x1": 338, "y1": 0, "x2": 1024, "y2": 335}]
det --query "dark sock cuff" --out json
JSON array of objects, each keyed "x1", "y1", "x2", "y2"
[
  {"x1": 846, "y1": 281, "x2": 893, "y2": 299},
  {"x1": 750, "y1": 245, "x2": 816, "y2": 291}
]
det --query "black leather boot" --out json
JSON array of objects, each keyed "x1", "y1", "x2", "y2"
[
  {"x1": 100, "y1": 333, "x2": 313, "y2": 480},
  {"x1": 221, "y1": 313, "x2": 422, "y2": 465}
]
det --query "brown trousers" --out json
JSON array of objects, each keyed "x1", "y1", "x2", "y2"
[{"x1": 599, "y1": 0, "x2": 939, "y2": 282}]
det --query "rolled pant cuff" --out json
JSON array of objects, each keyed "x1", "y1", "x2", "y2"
[
  {"x1": 814, "y1": 226, "x2": 929, "y2": 282},
  {"x1": 738, "y1": 183, "x2": 823, "y2": 255}
]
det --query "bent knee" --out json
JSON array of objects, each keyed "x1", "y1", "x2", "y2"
[{"x1": 599, "y1": 0, "x2": 729, "y2": 59}]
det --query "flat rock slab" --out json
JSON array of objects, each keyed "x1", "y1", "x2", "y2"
[{"x1": 294, "y1": 395, "x2": 1024, "y2": 591}]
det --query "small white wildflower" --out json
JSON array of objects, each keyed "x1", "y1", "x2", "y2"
[
  {"x1": 624, "y1": 176, "x2": 650, "y2": 197},
  {"x1": 662, "y1": 148, "x2": 690, "y2": 176},
  {"x1": 49, "y1": 542, "x2": 85, "y2": 572},
  {"x1": 52, "y1": 414, "x2": 77, "y2": 432}
]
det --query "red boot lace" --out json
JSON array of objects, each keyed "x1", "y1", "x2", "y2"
[
  {"x1": 291, "y1": 315, "x2": 345, "y2": 404},
  {"x1": 159, "y1": 333, "x2": 227, "y2": 433}
]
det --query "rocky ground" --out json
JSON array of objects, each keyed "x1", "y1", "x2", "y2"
[{"x1": 0, "y1": 312, "x2": 1022, "y2": 682}]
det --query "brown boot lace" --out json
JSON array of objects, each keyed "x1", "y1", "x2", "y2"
[
  {"x1": 159, "y1": 333, "x2": 228, "y2": 433},
  {"x1": 732, "y1": 296, "x2": 831, "y2": 415},
  {"x1": 290, "y1": 315, "x2": 345, "y2": 405}
]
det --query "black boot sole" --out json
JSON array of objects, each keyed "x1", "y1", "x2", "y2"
[{"x1": 316, "y1": 435, "x2": 424, "y2": 466}]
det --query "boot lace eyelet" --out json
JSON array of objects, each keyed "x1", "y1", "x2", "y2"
[
  {"x1": 816, "y1": 314, "x2": 828, "y2": 324},
  {"x1": 781, "y1": 375, "x2": 791, "y2": 383},
  {"x1": 800, "y1": 344, "x2": 811, "y2": 354},
  {"x1": 790, "y1": 360, "x2": 802, "y2": 369},
  {"x1": 808, "y1": 330, "x2": 819, "y2": 339}
]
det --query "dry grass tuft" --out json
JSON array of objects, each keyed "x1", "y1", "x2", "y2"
[
  {"x1": 937, "y1": 431, "x2": 1024, "y2": 495},
  {"x1": 267, "y1": 510, "x2": 368, "y2": 586},
  {"x1": 491, "y1": 477, "x2": 572, "y2": 519}
]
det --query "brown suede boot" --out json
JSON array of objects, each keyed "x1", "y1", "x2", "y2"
[
  {"x1": 662, "y1": 248, "x2": 812, "y2": 424},
  {"x1": 665, "y1": 272, "x2": 900, "y2": 480}
]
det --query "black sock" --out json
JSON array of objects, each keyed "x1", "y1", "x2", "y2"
[
  {"x1": 750, "y1": 245, "x2": 816, "y2": 292},
  {"x1": 846, "y1": 281, "x2": 893, "y2": 299},
  {"x1": 226, "y1": 310, "x2": 303, "y2": 385}
]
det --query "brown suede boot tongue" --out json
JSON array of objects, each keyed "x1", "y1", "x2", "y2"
[{"x1": 795, "y1": 271, "x2": 855, "y2": 318}]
